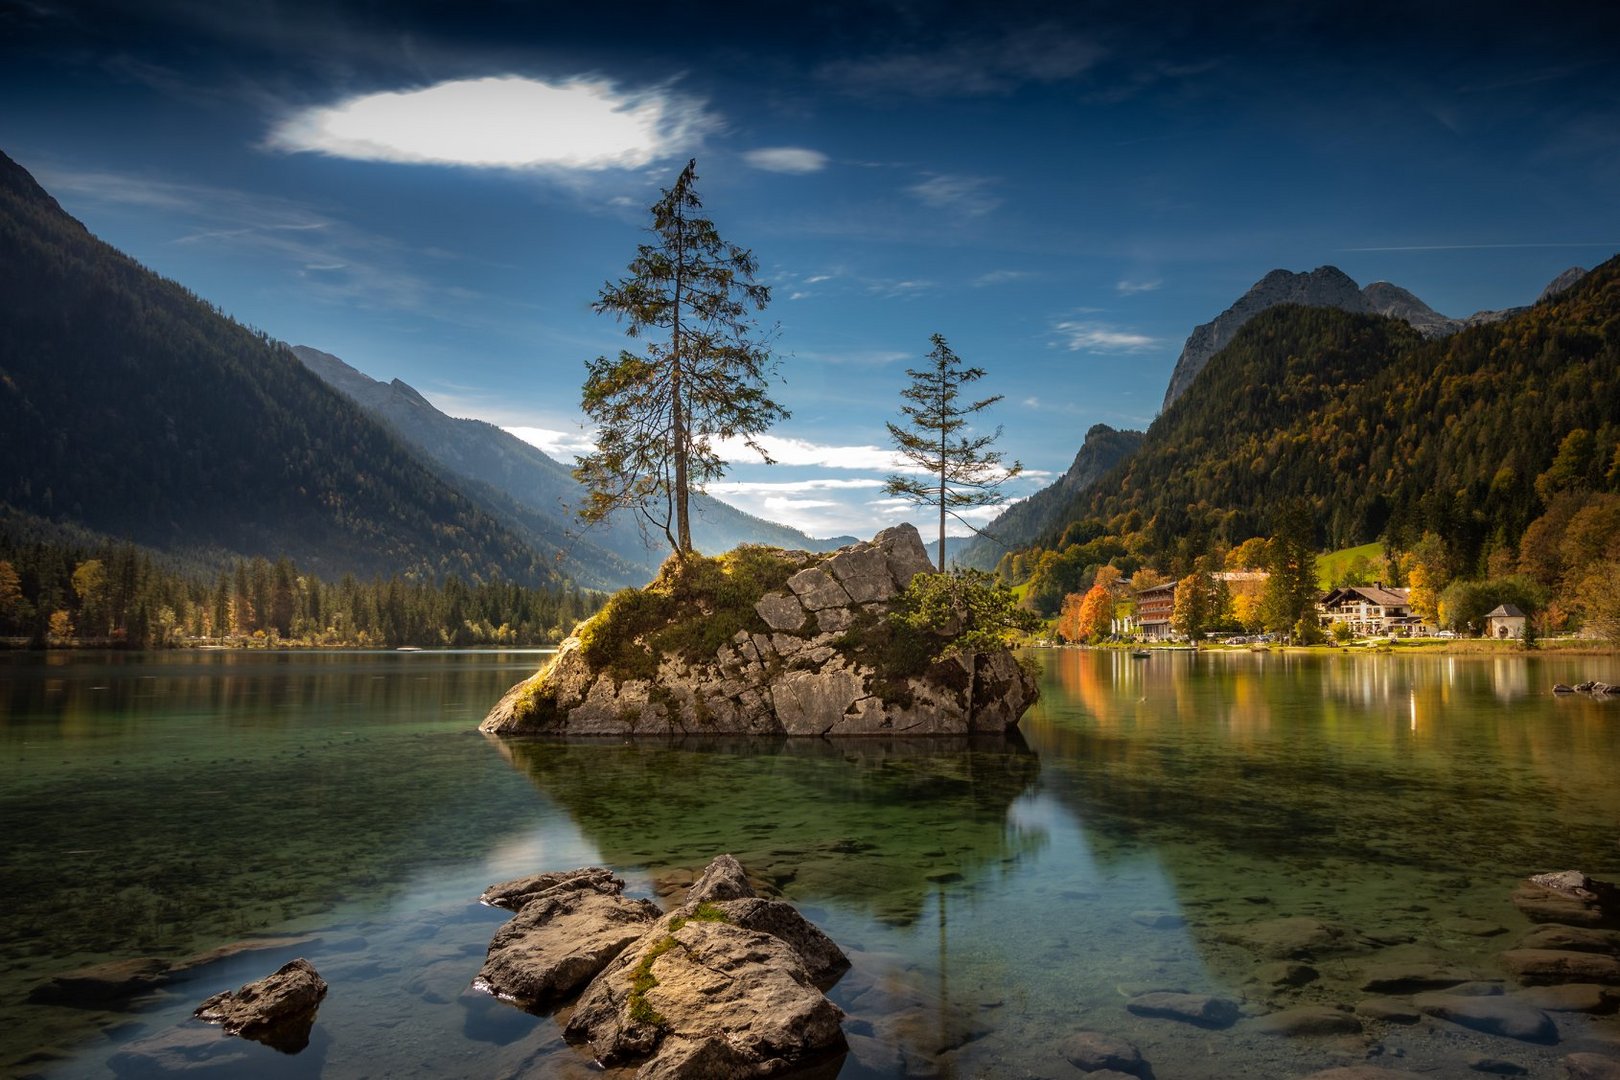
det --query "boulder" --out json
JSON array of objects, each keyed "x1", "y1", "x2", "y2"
[
  {"x1": 1417, "y1": 994, "x2": 1558, "y2": 1043},
  {"x1": 1514, "y1": 984, "x2": 1618, "y2": 1013},
  {"x1": 1513, "y1": 873, "x2": 1620, "y2": 927},
  {"x1": 475, "y1": 868, "x2": 661, "y2": 1011},
  {"x1": 1250, "y1": 1005, "x2": 1362, "y2": 1037},
  {"x1": 1515, "y1": 926, "x2": 1620, "y2": 955},
  {"x1": 564, "y1": 919, "x2": 845, "y2": 1076},
  {"x1": 193, "y1": 958, "x2": 328, "y2": 1053},
  {"x1": 1060, "y1": 1031, "x2": 1148, "y2": 1075},
  {"x1": 1254, "y1": 961, "x2": 1319, "y2": 988},
  {"x1": 1502, "y1": 950, "x2": 1620, "y2": 986},
  {"x1": 480, "y1": 524, "x2": 1038, "y2": 738},
  {"x1": 1124, "y1": 991, "x2": 1240, "y2": 1028}
]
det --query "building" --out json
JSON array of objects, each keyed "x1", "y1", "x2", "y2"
[
  {"x1": 1317, "y1": 584, "x2": 1417, "y2": 637},
  {"x1": 1131, "y1": 581, "x2": 1178, "y2": 641},
  {"x1": 1484, "y1": 604, "x2": 1527, "y2": 640}
]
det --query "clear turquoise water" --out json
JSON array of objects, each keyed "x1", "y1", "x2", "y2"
[{"x1": 2, "y1": 648, "x2": 1618, "y2": 1078}]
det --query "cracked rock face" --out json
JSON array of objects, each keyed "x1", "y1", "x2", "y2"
[{"x1": 480, "y1": 523, "x2": 1037, "y2": 738}]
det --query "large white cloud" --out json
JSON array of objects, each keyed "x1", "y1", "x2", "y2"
[{"x1": 267, "y1": 76, "x2": 714, "y2": 170}]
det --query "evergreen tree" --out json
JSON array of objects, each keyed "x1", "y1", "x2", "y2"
[
  {"x1": 577, "y1": 159, "x2": 787, "y2": 556},
  {"x1": 1261, "y1": 501, "x2": 1322, "y2": 641},
  {"x1": 884, "y1": 333, "x2": 1022, "y2": 571}
]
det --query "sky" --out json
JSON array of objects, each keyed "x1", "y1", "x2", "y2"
[{"x1": 4, "y1": 0, "x2": 1619, "y2": 542}]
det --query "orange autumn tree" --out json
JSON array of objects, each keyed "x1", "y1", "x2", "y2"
[{"x1": 1058, "y1": 580, "x2": 1117, "y2": 642}]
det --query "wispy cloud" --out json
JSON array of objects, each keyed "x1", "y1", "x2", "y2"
[
  {"x1": 741, "y1": 147, "x2": 829, "y2": 173},
  {"x1": 38, "y1": 167, "x2": 460, "y2": 314},
  {"x1": 906, "y1": 174, "x2": 1001, "y2": 216},
  {"x1": 1116, "y1": 278, "x2": 1162, "y2": 294},
  {"x1": 974, "y1": 269, "x2": 1031, "y2": 287},
  {"x1": 820, "y1": 25, "x2": 1103, "y2": 99},
  {"x1": 865, "y1": 278, "x2": 937, "y2": 299},
  {"x1": 794, "y1": 347, "x2": 911, "y2": 366},
  {"x1": 267, "y1": 76, "x2": 717, "y2": 170},
  {"x1": 1053, "y1": 320, "x2": 1158, "y2": 352}
]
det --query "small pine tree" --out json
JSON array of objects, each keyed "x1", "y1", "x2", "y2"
[{"x1": 884, "y1": 334, "x2": 1021, "y2": 571}]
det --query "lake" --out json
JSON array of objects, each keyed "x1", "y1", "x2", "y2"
[{"x1": 2, "y1": 648, "x2": 1618, "y2": 1078}]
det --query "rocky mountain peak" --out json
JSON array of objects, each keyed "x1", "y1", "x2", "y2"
[{"x1": 1539, "y1": 267, "x2": 1588, "y2": 302}]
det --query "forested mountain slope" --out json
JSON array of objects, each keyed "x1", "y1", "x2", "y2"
[
  {"x1": 0, "y1": 150, "x2": 555, "y2": 585},
  {"x1": 1026, "y1": 255, "x2": 1620, "y2": 572}
]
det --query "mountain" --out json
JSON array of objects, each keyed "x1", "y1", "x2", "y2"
[
  {"x1": 0, "y1": 150, "x2": 556, "y2": 585},
  {"x1": 1159, "y1": 265, "x2": 1588, "y2": 411},
  {"x1": 954, "y1": 424, "x2": 1144, "y2": 569},
  {"x1": 1034, "y1": 254, "x2": 1620, "y2": 569},
  {"x1": 292, "y1": 345, "x2": 853, "y2": 589}
]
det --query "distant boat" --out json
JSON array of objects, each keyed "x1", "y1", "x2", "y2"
[
  {"x1": 1131, "y1": 650, "x2": 1152, "y2": 659},
  {"x1": 396, "y1": 646, "x2": 423, "y2": 652}
]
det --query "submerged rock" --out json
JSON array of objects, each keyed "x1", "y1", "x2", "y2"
[
  {"x1": 1060, "y1": 1030, "x2": 1148, "y2": 1075},
  {"x1": 480, "y1": 525, "x2": 1037, "y2": 738},
  {"x1": 193, "y1": 958, "x2": 328, "y2": 1054},
  {"x1": 1249, "y1": 1004, "x2": 1362, "y2": 1037},
  {"x1": 1124, "y1": 991, "x2": 1240, "y2": 1028},
  {"x1": 1417, "y1": 994, "x2": 1559, "y2": 1043},
  {"x1": 1502, "y1": 949, "x2": 1620, "y2": 986}
]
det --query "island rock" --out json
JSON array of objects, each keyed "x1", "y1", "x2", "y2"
[{"x1": 481, "y1": 524, "x2": 1037, "y2": 737}]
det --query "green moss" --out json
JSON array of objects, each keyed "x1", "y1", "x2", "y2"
[
  {"x1": 668, "y1": 902, "x2": 730, "y2": 931},
  {"x1": 627, "y1": 935, "x2": 678, "y2": 1027},
  {"x1": 575, "y1": 546, "x2": 802, "y2": 683}
]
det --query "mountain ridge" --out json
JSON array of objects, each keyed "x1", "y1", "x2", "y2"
[
  {"x1": 0, "y1": 149, "x2": 561, "y2": 585},
  {"x1": 1160, "y1": 264, "x2": 1588, "y2": 411}
]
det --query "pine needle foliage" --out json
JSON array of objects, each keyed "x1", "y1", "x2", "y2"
[
  {"x1": 576, "y1": 159, "x2": 787, "y2": 556},
  {"x1": 884, "y1": 334, "x2": 1022, "y2": 571}
]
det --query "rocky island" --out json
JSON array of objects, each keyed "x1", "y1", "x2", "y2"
[{"x1": 481, "y1": 524, "x2": 1038, "y2": 737}]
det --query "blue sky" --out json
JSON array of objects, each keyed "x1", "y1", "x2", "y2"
[{"x1": 4, "y1": 1, "x2": 1619, "y2": 540}]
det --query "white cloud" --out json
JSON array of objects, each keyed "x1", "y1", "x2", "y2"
[
  {"x1": 906, "y1": 174, "x2": 1001, "y2": 216},
  {"x1": 742, "y1": 147, "x2": 829, "y2": 173},
  {"x1": 1053, "y1": 320, "x2": 1158, "y2": 352},
  {"x1": 707, "y1": 478, "x2": 887, "y2": 496},
  {"x1": 710, "y1": 434, "x2": 907, "y2": 471},
  {"x1": 266, "y1": 76, "x2": 715, "y2": 170},
  {"x1": 1116, "y1": 278, "x2": 1162, "y2": 294},
  {"x1": 505, "y1": 425, "x2": 597, "y2": 458},
  {"x1": 804, "y1": 274, "x2": 833, "y2": 284}
]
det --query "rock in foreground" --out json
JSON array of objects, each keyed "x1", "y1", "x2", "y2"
[
  {"x1": 475, "y1": 867, "x2": 662, "y2": 1011},
  {"x1": 479, "y1": 855, "x2": 849, "y2": 1078},
  {"x1": 193, "y1": 958, "x2": 328, "y2": 1054},
  {"x1": 482, "y1": 525, "x2": 1037, "y2": 738}
]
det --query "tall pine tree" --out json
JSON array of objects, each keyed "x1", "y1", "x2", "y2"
[{"x1": 576, "y1": 159, "x2": 787, "y2": 556}]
